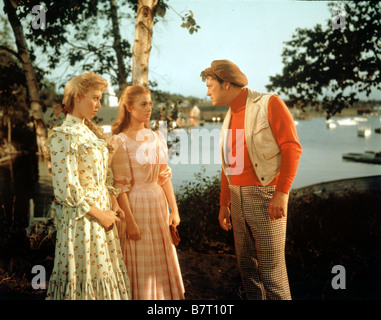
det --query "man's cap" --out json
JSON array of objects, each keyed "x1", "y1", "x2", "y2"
[{"x1": 201, "y1": 60, "x2": 248, "y2": 87}]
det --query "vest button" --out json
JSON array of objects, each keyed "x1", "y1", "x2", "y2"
[
  {"x1": 255, "y1": 163, "x2": 258, "y2": 167},
  {"x1": 261, "y1": 177, "x2": 264, "y2": 181}
]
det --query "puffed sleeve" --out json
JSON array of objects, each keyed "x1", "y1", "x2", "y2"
[
  {"x1": 156, "y1": 131, "x2": 172, "y2": 185},
  {"x1": 110, "y1": 134, "x2": 133, "y2": 193},
  {"x1": 47, "y1": 129, "x2": 93, "y2": 220}
]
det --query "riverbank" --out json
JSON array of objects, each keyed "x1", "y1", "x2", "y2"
[{"x1": 1, "y1": 179, "x2": 380, "y2": 300}]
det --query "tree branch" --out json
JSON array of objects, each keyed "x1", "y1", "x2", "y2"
[{"x1": 0, "y1": 45, "x2": 23, "y2": 64}]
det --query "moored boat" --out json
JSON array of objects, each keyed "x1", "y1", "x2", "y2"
[{"x1": 342, "y1": 151, "x2": 381, "y2": 164}]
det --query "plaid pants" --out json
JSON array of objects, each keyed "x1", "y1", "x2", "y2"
[{"x1": 229, "y1": 184, "x2": 291, "y2": 300}]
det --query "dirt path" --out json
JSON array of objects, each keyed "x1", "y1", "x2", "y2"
[
  {"x1": 0, "y1": 249, "x2": 244, "y2": 300},
  {"x1": 178, "y1": 249, "x2": 244, "y2": 300}
]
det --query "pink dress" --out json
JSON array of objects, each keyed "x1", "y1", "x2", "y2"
[{"x1": 111, "y1": 129, "x2": 184, "y2": 300}]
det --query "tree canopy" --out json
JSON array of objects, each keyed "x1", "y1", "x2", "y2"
[
  {"x1": 266, "y1": 1, "x2": 381, "y2": 118},
  {"x1": 12, "y1": 0, "x2": 199, "y2": 92}
]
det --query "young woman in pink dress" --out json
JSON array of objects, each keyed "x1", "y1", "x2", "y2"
[{"x1": 110, "y1": 85, "x2": 184, "y2": 300}]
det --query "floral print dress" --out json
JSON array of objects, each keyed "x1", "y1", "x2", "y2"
[{"x1": 45, "y1": 114, "x2": 131, "y2": 300}]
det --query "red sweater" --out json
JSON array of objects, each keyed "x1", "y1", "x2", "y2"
[{"x1": 220, "y1": 88, "x2": 302, "y2": 206}]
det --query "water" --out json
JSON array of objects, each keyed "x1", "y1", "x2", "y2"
[
  {"x1": 170, "y1": 115, "x2": 381, "y2": 191},
  {"x1": 0, "y1": 153, "x2": 53, "y2": 225},
  {"x1": 1, "y1": 115, "x2": 380, "y2": 221}
]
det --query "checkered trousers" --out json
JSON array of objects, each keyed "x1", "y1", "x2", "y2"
[{"x1": 229, "y1": 184, "x2": 291, "y2": 300}]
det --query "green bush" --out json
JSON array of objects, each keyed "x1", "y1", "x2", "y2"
[
  {"x1": 287, "y1": 189, "x2": 381, "y2": 299},
  {"x1": 176, "y1": 169, "x2": 381, "y2": 299},
  {"x1": 176, "y1": 168, "x2": 234, "y2": 252}
]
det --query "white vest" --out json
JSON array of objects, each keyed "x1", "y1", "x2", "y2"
[{"x1": 220, "y1": 89, "x2": 281, "y2": 186}]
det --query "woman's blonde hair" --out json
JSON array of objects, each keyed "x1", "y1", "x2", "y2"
[
  {"x1": 112, "y1": 85, "x2": 151, "y2": 135},
  {"x1": 61, "y1": 72, "x2": 108, "y2": 114},
  {"x1": 53, "y1": 72, "x2": 113, "y2": 152}
]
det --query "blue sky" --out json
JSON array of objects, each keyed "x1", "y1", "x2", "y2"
[
  {"x1": 142, "y1": 0, "x2": 379, "y2": 101},
  {"x1": 146, "y1": 1, "x2": 338, "y2": 98},
  {"x1": 3, "y1": 0, "x2": 379, "y2": 101}
]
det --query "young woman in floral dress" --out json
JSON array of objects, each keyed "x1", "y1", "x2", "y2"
[{"x1": 45, "y1": 72, "x2": 131, "y2": 300}]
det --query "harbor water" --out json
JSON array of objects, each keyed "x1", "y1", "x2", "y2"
[{"x1": 0, "y1": 115, "x2": 380, "y2": 222}]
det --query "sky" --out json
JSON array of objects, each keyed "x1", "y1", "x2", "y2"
[
  {"x1": 2, "y1": 0, "x2": 380, "y2": 101},
  {"x1": 148, "y1": 0, "x2": 336, "y2": 99}
]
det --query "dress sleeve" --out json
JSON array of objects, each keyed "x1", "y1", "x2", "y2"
[
  {"x1": 110, "y1": 134, "x2": 133, "y2": 193},
  {"x1": 47, "y1": 129, "x2": 93, "y2": 220},
  {"x1": 105, "y1": 167, "x2": 120, "y2": 197},
  {"x1": 157, "y1": 131, "x2": 172, "y2": 185}
]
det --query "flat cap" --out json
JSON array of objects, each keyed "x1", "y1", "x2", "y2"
[{"x1": 201, "y1": 60, "x2": 248, "y2": 87}]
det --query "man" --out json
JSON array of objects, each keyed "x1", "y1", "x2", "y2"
[{"x1": 200, "y1": 60, "x2": 302, "y2": 300}]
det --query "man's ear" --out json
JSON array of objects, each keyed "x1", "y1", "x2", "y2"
[{"x1": 224, "y1": 82, "x2": 231, "y2": 91}]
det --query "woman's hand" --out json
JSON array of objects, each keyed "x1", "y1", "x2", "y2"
[
  {"x1": 112, "y1": 202, "x2": 125, "y2": 221},
  {"x1": 126, "y1": 219, "x2": 141, "y2": 240},
  {"x1": 168, "y1": 208, "x2": 180, "y2": 227},
  {"x1": 98, "y1": 210, "x2": 121, "y2": 230},
  {"x1": 110, "y1": 194, "x2": 125, "y2": 220}
]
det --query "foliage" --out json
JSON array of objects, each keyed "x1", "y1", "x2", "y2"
[
  {"x1": 287, "y1": 188, "x2": 381, "y2": 299},
  {"x1": 11, "y1": 0, "x2": 199, "y2": 91},
  {"x1": 0, "y1": 165, "x2": 380, "y2": 299},
  {"x1": 266, "y1": 1, "x2": 381, "y2": 118},
  {"x1": 0, "y1": 197, "x2": 55, "y2": 297},
  {"x1": 176, "y1": 168, "x2": 234, "y2": 252},
  {"x1": 13, "y1": 0, "x2": 132, "y2": 89},
  {"x1": 180, "y1": 10, "x2": 200, "y2": 34},
  {"x1": 0, "y1": 49, "x2": 37, "y2": 152},
  {"x1": 176, "y1": 168, "x2": 381, "y2": 299}
]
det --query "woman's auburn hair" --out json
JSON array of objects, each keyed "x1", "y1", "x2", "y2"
[{"x1": 112, "y1": 85, "x2": 151, "y2": 135}]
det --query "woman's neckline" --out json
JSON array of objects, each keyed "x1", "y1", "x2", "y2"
[{"x1": 121, "y1": 130, "x2": 153, "y2": 144}]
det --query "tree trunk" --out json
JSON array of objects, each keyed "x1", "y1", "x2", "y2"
[
  {"x1": 4, "y1": 0, "x2": 51, "y2": 172},
  {"x1": 109, "y1": 0, "x2": 128, "y2": 92},
  {"x1": 132, "y1": 0, "x2": 158, "y2": 87}
]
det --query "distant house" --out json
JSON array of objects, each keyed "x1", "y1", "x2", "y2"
[
  {"x1": 357, "y1": 106, "x2": 372, "y2": 115},
  {"x1": 198, "y1": 104, "x2": 229, "y2": 122},
  {"x1": 102, "y1": 81, "x2": 119, "y2": 108},
  {"x1": 42, "y1": 104, "x2": 119, "y2": 137}
]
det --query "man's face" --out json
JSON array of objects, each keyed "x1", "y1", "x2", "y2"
[{"x1": 206, "y1": 77, "x2": 229, "y2": 106}]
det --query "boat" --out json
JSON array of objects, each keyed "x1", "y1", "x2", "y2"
[
  {"x1": 357, "y1": 126, "x2": 371, "y2": 137},
  {"x1": 327, "y1": 122, "x2": 337, "y2": 129},
  {"x1": 337, "y1": 118, "x2": 357, "y2": 126},
  {"x1": 354, "y1": 117, "x2": 368, "y2": 122},
  {"x1": 375, "y1": 128, "x2": 381, "y2": 134},
  {"x1": 342, "y1": 151, "x2": 381, "y2": 164}
]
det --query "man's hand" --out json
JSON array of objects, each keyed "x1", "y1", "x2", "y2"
[
  {"x1": 219, "y1": 206, "x2": 232, "y2": 231},
  {"x1": 268, "y1": 190, "x2": 289, "y2": 220}
]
